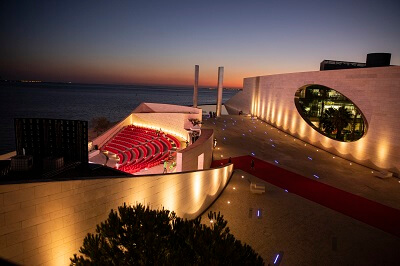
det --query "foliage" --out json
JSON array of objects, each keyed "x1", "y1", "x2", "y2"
[
  {"x1": 91, "y1": 117, "x2": 111, "y2": 136},
  {"x1": 320, "y1": 107, "x2": 352, "y2": 140},
  {"x1": 320, "y1": 108, "x2": 336, "y2": 135},
  {"x1": 70, "y1": 203, "x2": 264, "y2": 265},
  {"x1": 188, "y1": 118, "x2": 203, "y2": 127}
]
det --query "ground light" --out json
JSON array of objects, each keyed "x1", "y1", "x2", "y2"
[{"x1": 274, "y1": 254, "x2": 279, "y2": 264}]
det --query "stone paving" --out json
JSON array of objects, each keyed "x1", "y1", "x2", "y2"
[{"x1": 201, "y1": 115, "x2": 400, "y2": 265}]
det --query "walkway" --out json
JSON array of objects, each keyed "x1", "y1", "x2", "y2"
[{"x1": 213, "y1": 156, "x2": 400, "y2": 237}]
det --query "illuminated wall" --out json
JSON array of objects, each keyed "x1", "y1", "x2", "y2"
[
  {"x1": 225, "y1": 66, "x2": 400, "y2": 173},
  {"x1": 0, "y1": 164, "x2": 233, "y2": 265},
  {"x1": 176, "y1": 129, "x2": 214, "y2": 172}
]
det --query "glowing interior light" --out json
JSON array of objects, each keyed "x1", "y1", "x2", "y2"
[
  {"x1": 274, "y1": 254, "x2": 280, "y2": 264},
  {"x1": 210, "y1": 220, "x2": 213, "y2": 223},
  {"x1": 274, "y1": 160, "x2": 279, "y2": 164},
  {"x1": 313, "y1": 174, "x2": 320, "y2": 179}
]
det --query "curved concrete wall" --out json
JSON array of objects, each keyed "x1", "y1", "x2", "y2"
[
  {"x1": 176, "y1": 129, "x2": 214, "y2": 172},
  {"x1": 131, "y1": 112, "x2": 200, "y2": 141},
  {"x1": 225, "y1": 66, "x2": 400, "y2": 173},
  {"x1": 0, "y1": 164, "x2": 233, "y2": 265}
]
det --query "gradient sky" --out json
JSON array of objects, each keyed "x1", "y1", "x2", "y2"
[{"x1": 1, "y1": 0, "x2": 399, "y2": 87}]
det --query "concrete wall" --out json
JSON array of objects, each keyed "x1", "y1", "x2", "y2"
[
  {"x1": 0, "y1": 164, "x2": 233, "y2": 265},
  {"x1": 132, "y1": 112, "x2": 202, "y2": 142},
  {"x1": 176, "y1": 129, "x2": 214, "y2": 172},
  {"x1": 225, "y1": 66, "x2": 400, "y2": 173}
]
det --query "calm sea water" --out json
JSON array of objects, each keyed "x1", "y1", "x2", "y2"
[{"x1": 0, "y1": 82, "x2": 239, "y2": 154}]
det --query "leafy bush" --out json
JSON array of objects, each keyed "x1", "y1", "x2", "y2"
[{"x1": 71, "y1": 203, "x2": 264, "y2": 265}]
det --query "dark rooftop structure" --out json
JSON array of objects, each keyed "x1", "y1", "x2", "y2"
[{"x1": 320, "y1": 53, "x2": 392, "y2": 71}]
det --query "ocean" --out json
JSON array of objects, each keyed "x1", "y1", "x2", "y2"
[{"x1": 0, "y1": 82, "x2": 239, "y2": 154}]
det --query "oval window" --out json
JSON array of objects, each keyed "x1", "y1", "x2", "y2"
[{"x1": 294, "y1": 85, "x2": 367, "y2": 142}]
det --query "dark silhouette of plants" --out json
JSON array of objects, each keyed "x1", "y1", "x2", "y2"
[
  {"x1": 188, "y1": 118, "x2": 203, "y2": 127},
  {"x1": 320, "y1": 108, "x2": 336, "y2": 135},
  {"x1": 320, "y1": 107, "x2": 352, "y2": 140},
  {"x1": 70, "y1": 203, "x2": 264, "y2": 265},
  {"x1": 333, "y1": 106, "x2": 352, "y2": 140},
  {"x1": 91, "y1": 117, "x2": 111, "y2": 136}
]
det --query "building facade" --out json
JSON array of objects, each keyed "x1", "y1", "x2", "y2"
[{"x1": 225, "y1": 66, "x2": 400, "y2": 174}]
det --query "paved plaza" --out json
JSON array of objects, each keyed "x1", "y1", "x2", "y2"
[{"x1": 201, "y1": 115, "x2": 400, "y2": 265}]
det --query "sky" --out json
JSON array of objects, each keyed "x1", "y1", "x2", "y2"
[{"x1": 0, "y1": 0, "x2": 399, "y2": 88}]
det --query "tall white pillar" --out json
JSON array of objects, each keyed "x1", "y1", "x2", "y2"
[
  {"x1": 193, "y1": 65, "x2": 199, "y2": 108},
  {"x1": 216, "y1": 66, "x2": 224, "y2": 117}
]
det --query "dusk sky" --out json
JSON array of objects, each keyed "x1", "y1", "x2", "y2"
[{"x1": 1, "y1": 0, "x2": 399, "y2": 87}]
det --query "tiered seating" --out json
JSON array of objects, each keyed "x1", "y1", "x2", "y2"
[
  {"x1": 102, "y1": 125, "x2": 182, "y2": 174},
  {"x1": 166, "y1": 134, "x2": 181, "y2": 149}
]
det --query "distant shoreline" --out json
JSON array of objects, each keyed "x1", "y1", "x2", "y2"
[{"x1": 0, "y1": 80, "x2": 242, "y2": 90}]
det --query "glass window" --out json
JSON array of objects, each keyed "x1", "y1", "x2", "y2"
[{"x1": 295, "y1": 85, "x2": 367, "y2": 142}]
